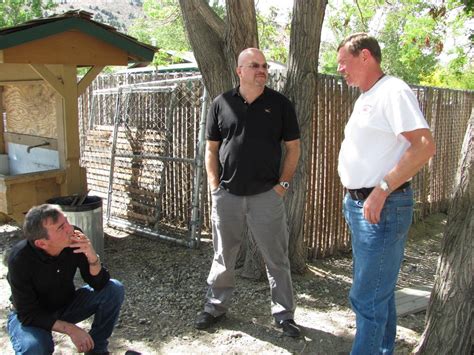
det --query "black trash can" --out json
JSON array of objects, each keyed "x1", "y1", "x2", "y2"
[{"x1": 46, "y1": 196, "x2": 104, "y2": 256}]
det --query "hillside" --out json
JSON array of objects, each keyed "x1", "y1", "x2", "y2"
[{"x1": 52, "y1": 0, "x2": 144, "y2": 33}]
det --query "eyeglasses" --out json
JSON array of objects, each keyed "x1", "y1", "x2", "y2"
[{"x1": 240, "y1": 63, "x2": 270, "y2": 70}]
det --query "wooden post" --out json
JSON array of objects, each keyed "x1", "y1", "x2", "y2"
[
  {"x1": 0, "y1": 86, "x2": 5, "y2": 154},
  {"x1": 58, "y1": 64, "x2": 87, "y2": 196}
]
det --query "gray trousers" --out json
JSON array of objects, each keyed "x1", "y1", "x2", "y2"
[{"x1": 204, "y1": 187, "x2": 295, "y2": 322}]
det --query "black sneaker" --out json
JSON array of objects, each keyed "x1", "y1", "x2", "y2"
[
  {"x1": 275, "y1": 319, "x2": 301, "y2": 337},
  {"x1": 194, "y1": 311, "x2": 225, "y2": 329}
]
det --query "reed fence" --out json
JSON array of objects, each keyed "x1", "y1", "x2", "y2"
[{"x1": 79, "y1": 70, "x2": 473, "y2": 259}]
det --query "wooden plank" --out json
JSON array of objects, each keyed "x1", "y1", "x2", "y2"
[
  {"x1": 395, "y1": 286, "x2": 432, "y2": 316},
  {"x1": 30, "y1": 64, "x2": 66, "y2": 98},
  {"x1": 78, "y1": 66, "x2": 105, "y2": 96}
]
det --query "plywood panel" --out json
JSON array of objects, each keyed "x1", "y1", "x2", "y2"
[
  {"x1": 2, "y1": 31, "x2": 128, "y2": 66},
  {"x1": 3, "y1": 84, "x2": 59, "y2": 138}
]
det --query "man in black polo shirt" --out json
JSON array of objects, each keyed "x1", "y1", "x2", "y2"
[
  {"x1": 6, "y1": 204, "x2": 124, "y2": 354},
  {"x1": 194, "y1": 48, "x2": 301, "y2": 337}
]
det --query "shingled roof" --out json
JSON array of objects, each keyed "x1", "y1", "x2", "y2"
[{"x1": 0, "y1": 10, "x2": 157, "y2": 64}]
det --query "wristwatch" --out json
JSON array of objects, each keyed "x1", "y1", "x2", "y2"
[
  {"x1": 279, "y1": 181, "x2": 290, "y2": 190},
  {"x1": 379, "y1": 178, "x2": 391, "y2": 193}
]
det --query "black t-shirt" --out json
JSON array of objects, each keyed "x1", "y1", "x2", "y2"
[{"x1": 206, "y1": 86, "x2": 300, "y2": 196}]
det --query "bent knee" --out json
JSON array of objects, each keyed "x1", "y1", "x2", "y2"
[
  {"x1": 107, "y1": 279, "x2": 125, "y2": 302},
  {"x1": 15, "y1": 333, "x2": 54, "y2": 355}
]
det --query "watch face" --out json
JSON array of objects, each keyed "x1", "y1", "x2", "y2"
[
  {"x1": 280, "y1": 181, "x2": 290, "y2": 189},
  {"x1": 380, "y1": 180, "x2": 389, "y2": 191}
]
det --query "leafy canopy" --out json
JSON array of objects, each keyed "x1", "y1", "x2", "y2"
[
  {"x1": 0, "y1": 0, "x2": 57, "y2": 28},
  {"x1": 130, "y1": 0, "x2": 290, "y2": 66},
  {"x1": 320, "y1": 0, "x2": 473, "y2": 89}
]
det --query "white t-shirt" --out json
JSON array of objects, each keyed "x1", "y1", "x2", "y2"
[{"x1": 338, "y1": 75, "x2": 429, "y2": 189}]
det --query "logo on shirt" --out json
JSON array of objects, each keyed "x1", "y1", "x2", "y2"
[
  {"x1": 264, "y1": 108, "x2": 271, "y2": 114},
  {"x1": 361, "y1": 105, "x2": 372, "y2": 113}
]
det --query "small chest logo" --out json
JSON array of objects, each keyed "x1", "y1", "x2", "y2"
[
  {"x1": 361, "y1": 105, "x2": 372, "y2": 113},
  {"x1": 264, "y1": 108, "x2": 271, "y2": 114}
]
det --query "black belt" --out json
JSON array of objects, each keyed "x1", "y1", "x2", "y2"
[{"x1": 348, "y1": 181, "x2": 411, "y2": 200}]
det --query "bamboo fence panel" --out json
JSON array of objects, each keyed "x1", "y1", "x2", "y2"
[{"x1": 79, "y1": 71, "x2": 473, "y2": 258}]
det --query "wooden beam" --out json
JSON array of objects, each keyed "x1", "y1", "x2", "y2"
[
  {"x1": 57, "y1": 65, "x2": 87, "y2": 195},
  {"x1": 0, "y1": 64, "x2": 64, "y2": 82},
  {"x1": 0, "y1": 50, "x2": 4, "y2": 64},
  {"x1": 0, "y1": 79, "x2": 44, "y2": 85},
  {"x1": 78, "y1": 65, "x2": 104, "y2": 96},
  {"x1": 30, "y1": 64, "x2": 65, "y2": 97}
]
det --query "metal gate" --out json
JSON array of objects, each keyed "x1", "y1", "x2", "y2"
[{"x1": 82, "y1": 76, "x2": 207, "y2": 247}]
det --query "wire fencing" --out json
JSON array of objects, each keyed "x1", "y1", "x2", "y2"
[{"x1": 79, "y1": 70, "x2": 474, "y2": 258}]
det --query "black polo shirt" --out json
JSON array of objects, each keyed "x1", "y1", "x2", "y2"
[
  {"x1": 7, "y1": 239, "x2": 110, "y2": 331},
  {"x1": 206, "y1": 86, "x2": 300, "y2": 196}
]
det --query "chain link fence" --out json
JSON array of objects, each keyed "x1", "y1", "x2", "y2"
[
  {"x1": 79, "y1": 70, "x2": 473, "y2": 258},
  {"x1": 80, "y1": 73, "x2": 207, "y2": 247}
]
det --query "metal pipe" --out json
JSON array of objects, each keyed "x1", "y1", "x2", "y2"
[
  {"x1": 26, "y1": 141, "x2": 50, "y2": 153},
  {"x1": 106, "y1": 88, "x2": 123, "y2": 223},
  {"x1": 113, "y1": 153, "x2": 194, "y2": 163},
  {"x1": 108, "y1": 217, "x2": 193, "y2": 247},
  {"x1": 189, "y1": 87, "x2": 208, "y2": 248}
]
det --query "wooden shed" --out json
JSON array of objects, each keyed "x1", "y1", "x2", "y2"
[{"x1": 0, "y1": 10, "x2": 156, "y2": 222}]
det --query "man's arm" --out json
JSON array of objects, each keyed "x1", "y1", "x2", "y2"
[
  {"x1": 52, "y1": 320, "x2": 94, "y2": 352},
  {"x1": 205, "y1": 140, "x2": 221, "y2": 191},
  {"x1": 274, "y1": 139, "x2": 301, "y2": 196},
  {"x1": 364, "y1": 128, "x2": 436, "y2": 223}
]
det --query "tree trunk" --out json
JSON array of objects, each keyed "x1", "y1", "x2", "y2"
[
  {"x1": 283, "y1": 0, "x2": 327, "y2": 273},
  {"x1": 179, "y1": 0, "x2": 257, "y2": 98},
  {"x1": 224, "y1": 1, "x2": 258, "y2": 87},
  {"x1": 180, "y1": 0, "x2": 327, "y2": 279},
  {"x1": 414, "y1": 110, "x2": 473, "y2": 354}
]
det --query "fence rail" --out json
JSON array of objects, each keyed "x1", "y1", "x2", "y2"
[{"x1": 79, "y1": 71, "x2": 473, "y2": 259}]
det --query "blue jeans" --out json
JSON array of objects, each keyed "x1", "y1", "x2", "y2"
[
  {"x1": 7, "y1": 279, "x2": 124, "y2": 355},
  {"x1": 343, "y1": 187, "x2": 413, "y2": 355}
]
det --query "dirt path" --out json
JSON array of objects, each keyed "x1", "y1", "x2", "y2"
[{"x1": 0, "y1": 213, "x2": 445, "y2": 354}]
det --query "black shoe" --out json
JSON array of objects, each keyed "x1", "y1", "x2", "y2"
[
  {"x1": 275, "y1": 319, "x2": 301, "y2": 337},
  {"x1": 194, "y1": 311, "x2": 225, "y2": 329}
]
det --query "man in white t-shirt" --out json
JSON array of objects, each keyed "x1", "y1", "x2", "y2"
[{"x1": 337, "y1": 33, "x2": 436, "y2": 354}]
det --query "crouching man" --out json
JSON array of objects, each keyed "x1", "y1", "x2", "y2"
[{"x1": 6, "y1": 204, "x2": 124, "y2": 355}]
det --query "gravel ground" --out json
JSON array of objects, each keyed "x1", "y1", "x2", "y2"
[{"x1": 0, "y1": 213, "x2": 446, "y2": 354}]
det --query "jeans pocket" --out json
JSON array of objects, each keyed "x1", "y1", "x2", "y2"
[{"x1": 396, "y1": 205, "x2": 413, "y2": 239}]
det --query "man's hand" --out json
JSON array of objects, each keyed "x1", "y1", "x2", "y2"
[
  {"x1": 70, "y1": 230, "x2": 98, "y2": 264},
  {"x1": 363, "y1": 187, "x2": 389, "y2": 224},
  {"x1": 273, "y1": 184, "x2": 286, "y2": 197},
  {"x1": 69, "y1": 324, "x2": 95, "y2": 352},
  {"x1": 53, "y1": 320, "x2": 94, "y2": 352}
]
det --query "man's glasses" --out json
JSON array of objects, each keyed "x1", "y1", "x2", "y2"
[{"x1": 240, "y1": 63, "x2": 270, "y2": 70}]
